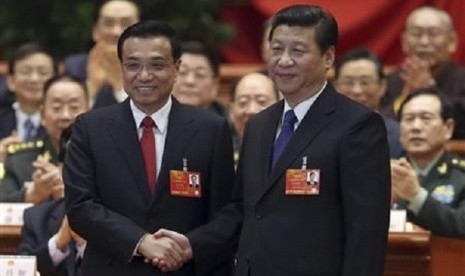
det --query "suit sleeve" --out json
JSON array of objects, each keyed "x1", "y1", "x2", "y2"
[
  {"x1": 206, "y1": 119, "x2": 235, "y2": 218},
  {"x1": 17, "y1": 208, "x2": 63, "y2": 276},
  {"x1": 339, "y1": 112, "x2": 391, "y2": 276},
  {"x1": 412, "y1": 191, "x2": 465, "y2": 238},
  {"x1": 64, "y1": 115, "x2": 146, "y2": 263},
  {"x1": 187, "y1": 120, "x2": 247, "y2": 275}
]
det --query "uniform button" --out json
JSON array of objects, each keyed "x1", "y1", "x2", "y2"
[{"x1": 256, "y1": 214, "x2": 262, "y2": 220}]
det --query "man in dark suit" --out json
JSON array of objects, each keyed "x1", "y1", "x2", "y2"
[
  {"x1": 334, "y1": 48, "x2": 404, "y2": 158},
  {"x1": 64, "y1": 20, "x2": 235, "y2": 276},
  {"x1": 0, "y1": 43, "x2": 56, "y2": 152},
  {"x1": 154, "y1": 5, "x2": 391, "y2": 276}
]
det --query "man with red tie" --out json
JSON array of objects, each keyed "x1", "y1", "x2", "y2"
[{"x1": 63, "y1": 20, "x2": 235, "y2": 276}]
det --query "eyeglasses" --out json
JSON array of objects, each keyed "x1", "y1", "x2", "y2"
[{"x1": 122, "y1": 60, "x2": 171, "y2": 74}]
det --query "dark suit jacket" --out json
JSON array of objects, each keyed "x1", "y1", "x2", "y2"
[
  {"x1": 17, "y1": 199, "x2": 78, "y2": 276},
  {"x1": 383, "y1": 116, "x2": 404, "y2": 158},
  {"x1": 0, "y1": 105, "x2": 46, "y2": 140},
  {"x1": 92, "y1": 85, "x2": 119, "y2": 109},
  {"x1": 64, "y1": 97, "x2": 235, "y2": 276},
  {"x1": 0, "y1": 105, "x2": 16, "y2": 139},
  {"x1": 64, "y1": 53, "x2": 88, "y2": 82},
  {"x1": 188, "y1": 85, "x2": 391, "y2": 276}
]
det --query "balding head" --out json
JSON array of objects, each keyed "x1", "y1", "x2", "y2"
[
  {"x1": 230, "y1": 72, "x2": 278, "y2": 139},
  {"x1": 406, "y1": 7, "x2": 453, "y2": 31},
  {"x1": 402, "y1": 6, "x2": 457, "y2": 69}
]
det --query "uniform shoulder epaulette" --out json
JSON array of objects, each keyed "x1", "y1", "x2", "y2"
[
  {"x1": 451, "y1": 157, "x2": 465, "y2": 171},
  {"x1": 7, "y1": 140, "x2": 45, "y2": 155}
]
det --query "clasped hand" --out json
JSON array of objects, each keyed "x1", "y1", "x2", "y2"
[{"x1": 138, "y1": 229, "x2": 193, "y2": 273}]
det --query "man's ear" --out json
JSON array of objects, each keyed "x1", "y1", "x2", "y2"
[
  {"x1": 323, "y1": 46, "x2": 336, "y2": 70},
  {"x1": 444, "y1": 118, "x2": 455, "y2": 140}
]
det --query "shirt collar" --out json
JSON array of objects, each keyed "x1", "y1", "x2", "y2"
[
  {"x1": 130, "y1": 97, "x2": 172, "y2": 134},
  {"x1": 282, "y1": 81, "x2": 326, "y2": 127},
  {"x1": 13, "y1": 102, "x2": 41, "y2": 127},
  {"x1": 410, "y1": 151, "x2": 444, "y2": 177}
]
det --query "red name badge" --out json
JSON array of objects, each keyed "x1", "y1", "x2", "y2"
[
  {"x1": 170, "y1": 170, "x2": 201, "y2": 198},
  {"x1": 285, "y1": 169, "x2": 320, "y2": 195}
]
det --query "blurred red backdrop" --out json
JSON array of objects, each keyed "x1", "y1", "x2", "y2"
[{"x1": 219, "y1": 0, "x2": 465, "y2": 66}]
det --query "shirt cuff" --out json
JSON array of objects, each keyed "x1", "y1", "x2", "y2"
[
  {"x1": 131, "y1": 233, "x2": 149, "y2": 262},
  {"x1": 48, "y1": 235, "x2": 70, "y2": 266},
  {"x1": 407, "y1": 188, "x2": 428, "y2": 215},
  {"x1": 76, "y1": 242, "x2": 87, "y2": 259}
]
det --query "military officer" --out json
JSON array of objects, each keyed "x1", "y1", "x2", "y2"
[
  {"x1": 392, "y1": 88, "x2": 465, "y2": 239},
  {"x1": 0, "y1": 75, "x2": 88, "y2": 203}
]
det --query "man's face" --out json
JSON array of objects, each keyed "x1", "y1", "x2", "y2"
[
  {"x1": 172, "y1": 53, "x2": 218, "y2": 109},
  {"x1": 310, "y1": 172, "x2": 316, "y2": 181},
  {"x1": 402, "y1": 9, "x2": 456, "y2": 69},
  {"x1": 268, "y1": 25, "x2": 334, "y2": 102},
  {"x1": 93, "y1": 0, "x2": 139, "y2": 45},
  {"x1": 8, "y1": 53, "x2": 54, "y2": 107},
  {"x1": 42, "y1": 81, "x2": 88, "y2": 146},
  {"x1": 400, "y1": 94, "x2": 454, "y2": 160},
  {"x1": 336, "y1": 59, "x2": 385, "y2": 111},
  {"x1": 230, "y1": 73, "x2": 277, "y2": 136},
  {"x1": 121, "y1": 36, "x2": 179, "y2": 114}
]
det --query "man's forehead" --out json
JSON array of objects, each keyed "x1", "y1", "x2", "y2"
[
  {"x1": 339, "y1": 60, "x2": 378, "y2": 76},
  {"x1": 407, "y1": 10, "x2": 448, "y2": 29},
  {"x1": 404, "y1": 95, "x2": 441, "y2": 113},
  {"x1": 123, "y1": 37, "x2": 172, "y2": 56},
  {"x1": 100, "y1": 1, "x2": 139, "y2": 19}
]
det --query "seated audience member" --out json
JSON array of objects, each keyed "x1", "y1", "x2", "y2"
[
  {"x1": 392, "y1": 88, "x2": 465, "y2": 239},
  {"x1": 229, "y1": 72, "x2": 278, "y2": 161},
  {"x1": 0, "y1": 76, "x2": 88, "y2": 203},
  {"x1": 64, "y1": 0, "x2": 139, "y2": 104},
  {"x1": 0, "y1": 43, "x2": 57, "y2": 163},
  {"x1": 172, "y1": 41, "x2": 228, "y2": 117},
  {"x1": 335, "y1": 48, "x2": 404, "y2": 158},
  {"x1": 17, "y1": 126, "x2": 86, "y2": 276},
  {"x1": 381, "y1": 6, "x2": 465, "y2": 139}
]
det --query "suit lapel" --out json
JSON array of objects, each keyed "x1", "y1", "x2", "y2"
[
  {"x1": 107, "y1": 99, "x2": 152, "y2": 205},
  {"x1": 260, "y1": 102, "x2": 283, "y2": 176},
  {"x1": 250, "y1": 102, "x2": 283, "y2": 204},
  {"x1": 257, "y1": 86, "x2": 337, "y2": 203},
  {"x1": 151, "y1": 99, "x2": 197, "y2": 205}
]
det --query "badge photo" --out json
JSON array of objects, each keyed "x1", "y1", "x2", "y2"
[
  {"x1": 285, "y1": 169, "x2": 320, "y2": 196},
  {"x1": 170, "y1": 170, "x2": 201, "y2": 198}
]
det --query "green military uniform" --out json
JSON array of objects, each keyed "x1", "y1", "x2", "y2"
[
  {"x1": 401, "y1": 151, "x2": 465, "y2": 239},
  {"x1": 0, "y1": 135, "x2": 58, "y2": 202}
]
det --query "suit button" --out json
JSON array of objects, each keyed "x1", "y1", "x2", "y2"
[{"x1": 255, "y1": 214, "x2": 262, "y2": 220}]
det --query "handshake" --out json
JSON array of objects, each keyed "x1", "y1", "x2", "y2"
[{"x1": 138, "y1": 229, "x2": 193, "y2": 273}]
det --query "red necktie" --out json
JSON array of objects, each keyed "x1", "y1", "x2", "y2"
[{"x1": 140, "y1": 116, "x2": 156, "y2": 194}]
